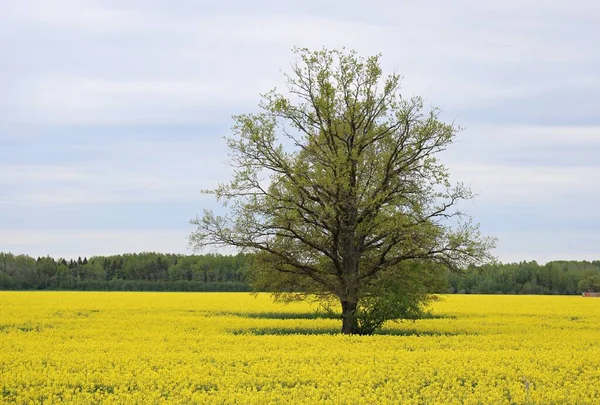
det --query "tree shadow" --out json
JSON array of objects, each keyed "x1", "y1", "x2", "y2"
[
  {"x1": 209, "y1": 311, "x2": 340, "y2": 320},
  {"x1": 229, "y1": 327, "x2": 468, "y2": 336},
  {"x1": 210, "y1": 310, "x2": 456, "y2": 321},
  {"x1": 420, "y1": 313, "x2": 458, "y2": 320},
  {"x1": 0, "y1": 323, "x2": 49, "y2": 333}
]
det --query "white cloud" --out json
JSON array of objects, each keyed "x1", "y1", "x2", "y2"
[
  {"x1": 443, "y1": 125, "x2": 600, "y2": 204},
  {"x1": 0, "y1": 229, "x2": 191, "y2": 259},
  {"x1": 0, "y1": 137, "x2": 233, "y2": 204},
  {"x1": 9, "y1": 76, "x2": 270, "y2": 125},
  {"x1": 3, "y1": 1, "x2": 597, "y2": 125},
  {"x1": 468, "y1": 125, "x2": 600, "y2": 146},
  {"x1": 491, "y1": 231, "x2": 600, "y2": 264},
  {"x1": 1, "y1": 0, "x2": 164, "y2": 33},
  {"x1": 0, "y1": 164, "x2": 223, "y2": 204},
  {"x1": 449, "y1": 164, "x2": 600, "y2": 203},
  {"x1": 0, "y1": 164, "x2": 87, "y2": 183}
]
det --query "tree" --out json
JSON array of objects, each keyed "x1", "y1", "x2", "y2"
[
  {"x1": 190, "y1": 48, "x2": 496, "y2": 334},
  {"x1": 82, "y1": 260, "x2": 105, "y2": 281},
  {"x1": 56, "y1": 263, "x2": 73, "y2": 289},
  {"x1": 35, "y1": 256, "x2": 57, "y2": 289},
  {"x1": 578, "y1": 274, "x2": 600, "y2": 293}
]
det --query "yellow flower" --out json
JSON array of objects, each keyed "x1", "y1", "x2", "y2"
[{"x1": 1, "y1": 292, "x2": 599, "y2": 404}]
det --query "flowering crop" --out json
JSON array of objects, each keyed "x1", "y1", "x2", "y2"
[{"x1": 1, "y1": 292, "x2": 599, "y2": 404}]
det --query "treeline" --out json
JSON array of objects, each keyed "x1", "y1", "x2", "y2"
[
  {"x1": 447, "y1": 260, "x2": 600, "y2": 295},
  {"x1": 1, "y1": 252, "x2": 599, "y2": 294},
  {"x1": 0, "y1": 252, "x2": 252, "y2": 292}
]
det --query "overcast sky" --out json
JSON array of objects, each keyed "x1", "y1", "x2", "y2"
[{"x1": 1, "y1": 0, "x2": 598, "y2": 263}]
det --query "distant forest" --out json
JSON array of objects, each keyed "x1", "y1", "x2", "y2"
[
  {"x1": 0, "y1": 252, "x2": 252, "y2": 292},
  {"x1": 1, "y1": 252, "x2": 599, "y2": 294}
]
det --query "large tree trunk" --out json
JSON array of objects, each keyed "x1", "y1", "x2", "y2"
[{"x1": 341, "y1": 300, "x2": 359, "y2": 334}]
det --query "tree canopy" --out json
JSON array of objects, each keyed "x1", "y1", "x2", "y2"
[{"x1": 191, "y1": 48, "x2": 495, "y2": 334}]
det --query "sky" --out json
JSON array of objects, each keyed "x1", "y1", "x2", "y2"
[{"x1": 0, "y1": 0, "x2": 598, "y2": 263}]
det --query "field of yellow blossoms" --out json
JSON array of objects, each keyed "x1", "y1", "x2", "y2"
[{"x1": 1, "y1": 292, "x2": 599, "y2": 404}]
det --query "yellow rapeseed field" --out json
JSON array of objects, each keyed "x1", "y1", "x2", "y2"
[{"x1": 1, "y1": 292, "x2": 599, "y2": 404}]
